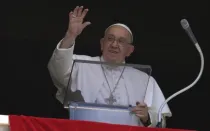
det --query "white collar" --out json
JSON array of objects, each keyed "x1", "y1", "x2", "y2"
[
  {"x1": 100, "y1": 56, "x2": 126, "y2": 72},
  {"x1": 100, "y1": 56, "x2": 125, "y2": 63}
]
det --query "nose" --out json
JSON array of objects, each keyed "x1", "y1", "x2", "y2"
[{"x1": 110, "y1": 40, "x2": 118, "y2": 47}]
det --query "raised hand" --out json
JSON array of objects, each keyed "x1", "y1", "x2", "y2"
[
  {"x1": 67, "y1": 6, "x2": 91, "y2": 38},
  {"x1": 61, "y1": 6, "x2": 91, "y2": 48}
]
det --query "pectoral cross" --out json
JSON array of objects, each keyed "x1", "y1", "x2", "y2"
[{"x1": 105, "y1": 94, "x2": 117, "y2": 105}]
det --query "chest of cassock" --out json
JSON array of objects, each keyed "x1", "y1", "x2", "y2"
[{"x1": 67, "y1": 60, "x2": 151, "y2": 107}]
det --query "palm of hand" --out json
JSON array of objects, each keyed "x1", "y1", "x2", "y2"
[{"x1": 69, "y1": 18, "x2": 83, "y2": 36}]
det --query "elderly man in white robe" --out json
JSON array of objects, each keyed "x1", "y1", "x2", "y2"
[{"x1": 48, "y1": 6, "x2": 172, "y2": 127}]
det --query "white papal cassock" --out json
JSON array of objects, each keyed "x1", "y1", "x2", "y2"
[{"x1": 48, "y1": 40, "x2": 172, "y2": 127}]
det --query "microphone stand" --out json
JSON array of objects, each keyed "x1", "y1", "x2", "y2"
[{"x1": 156, "y1": 19, "x2": 205, "y2": 128}]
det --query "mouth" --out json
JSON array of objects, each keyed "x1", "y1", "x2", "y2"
[{"x1": 108, "y1": 50, "x2": 119, "y2": 54}]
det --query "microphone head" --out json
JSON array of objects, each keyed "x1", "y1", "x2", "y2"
[{"x1": 180, "y1": 19, "x2": 189, "y2": 29}]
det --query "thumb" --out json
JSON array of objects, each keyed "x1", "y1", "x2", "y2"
[{"x1": 82, "y1": 21, "x2": 91, "y2": 29}]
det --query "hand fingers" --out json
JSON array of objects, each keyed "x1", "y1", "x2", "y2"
[
  {"x1": 135, "y1": 110, "x2": 145, "y2": 115},
  {"x1": 135, "y1": 110, "x2": 148, "y2": 119},
  {"x1": 77, "y1": 6, "x2": 83, "y2": 17},
  {"x1": 69, "y1": 6, "x2": 89, "y2": 19},
  {"x1": 136, "y1": 101, "x2": 147, "y2": 107},
  {"x1": 131, "y1": 103, "x2": 148, "y2": 112},
  {"x1": 82, "y1": 21, "x2": 91, "y2": 29},
  {"x1": 136, "y1": 114, "x2": 145, "y2": 118},
  {"x1": 73, "y1": 6, "x2": 79, "y2": 16},
  {"x1": 136, "y1": 101, "x2": 140, "y2": 105},
  {"x1": 141, "y1": 102, "x2": 147, "y2": 106},
  {"x1": 69, "y1": 11, "x2": 74, "y2": 20},
  {"x1": 81, "y1": 8, "x2": 89, "y2": 19},
  {"x1": 131, "y1": 106, "x2": 139, "y2": 111},
  {"x1": 131, "y1": 107, "x2": 145, "y2": 112}
]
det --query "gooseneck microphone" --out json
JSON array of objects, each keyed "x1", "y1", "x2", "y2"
[
  {"x1": 156, "y1": 19, "x2": 204, "y2": 128},
  {"x1": 180, "y1": 19, "x2": 198, "y2": 44}
]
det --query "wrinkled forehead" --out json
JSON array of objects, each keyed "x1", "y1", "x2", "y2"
[{"x1": 104, "y1": 24, "x2": 133, "y2": 43}]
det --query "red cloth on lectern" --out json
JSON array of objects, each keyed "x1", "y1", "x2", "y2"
[{"x1": 9, "y1": 115, "x2": 195, "y2": 131}]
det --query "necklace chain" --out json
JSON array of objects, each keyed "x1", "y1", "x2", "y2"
[{"x1": 100, "y1": 58, "x2": 126, "y2": 104}]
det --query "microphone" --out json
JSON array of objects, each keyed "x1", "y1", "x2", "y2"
[
  {"x1": 156, "y1": 19, "x2": 204, "y2": 128},
  {"x1": 180, "y1": 19, "x2": 198, "y2": 44}
]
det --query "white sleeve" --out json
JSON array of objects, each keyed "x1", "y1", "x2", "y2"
[
  {"x1": 48, "y1": 39, "x2": 75, "y2": 103},
  {"x1": 144, "y1": 77, "x2": 172, "y2": 127}
]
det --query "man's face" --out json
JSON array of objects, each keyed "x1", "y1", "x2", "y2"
[{"x1": 100, "y1": 26, "x2": 134, "y2": 63}]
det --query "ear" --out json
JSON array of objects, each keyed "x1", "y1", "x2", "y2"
[
  {"x1": 100, "y1": 38, "x2": 104, "y2": 51},
  {"x1": 126, "y1": 45, "x2": 134, "y2": 57}
]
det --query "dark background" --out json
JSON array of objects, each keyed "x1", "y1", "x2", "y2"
[{"x1": 4, "y1": 0, "x2": 209, "y2": 131}]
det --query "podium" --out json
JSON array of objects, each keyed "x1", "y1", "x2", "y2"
[
  {"x1": 68, "y1": 102, "x2": 141, "y2": 126},
  {"x1": 63, "y1": 59, "x2": 152, "y2": 126}
]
